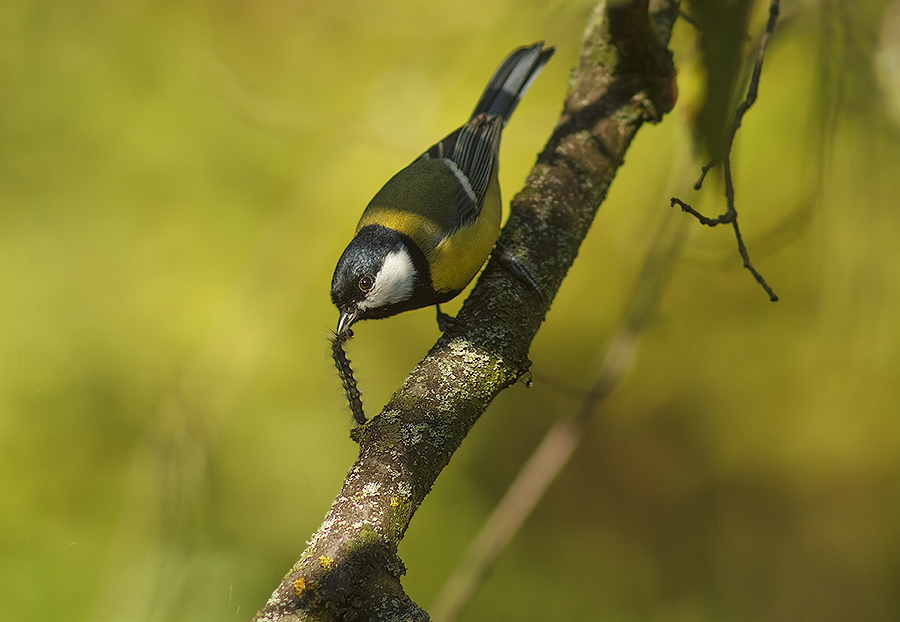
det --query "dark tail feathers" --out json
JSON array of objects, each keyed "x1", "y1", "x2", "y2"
[{"x1": 471, "y1": 42, "x2": 555, "y2": 126}]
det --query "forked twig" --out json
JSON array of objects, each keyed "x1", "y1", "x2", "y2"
[{"x1": 672, "y1": 0, "x2": 781, "y2": 301}]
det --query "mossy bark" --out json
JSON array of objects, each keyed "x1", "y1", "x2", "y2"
[{"x1": 253, "y1": 1, "x2": 680, "y2": 620}]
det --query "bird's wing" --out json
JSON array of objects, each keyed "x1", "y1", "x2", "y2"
[{"x1": 420, "y1": 113, "x2": 502, "y2": 230}]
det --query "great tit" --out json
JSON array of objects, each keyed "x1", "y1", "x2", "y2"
[{"x1": 331, "y1": 42, "x2": 555, "y2": 336}]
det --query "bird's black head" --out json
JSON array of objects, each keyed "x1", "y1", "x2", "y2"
[{"x1": 331, "y1": 225, "x2": 433, "y2": 335}]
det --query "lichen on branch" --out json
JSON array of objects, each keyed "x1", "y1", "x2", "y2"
[{"x1": 252, "y1": 2, "x2": 681, "y2": 620}]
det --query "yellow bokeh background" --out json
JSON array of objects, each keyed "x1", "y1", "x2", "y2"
[{"x1": 2, "y1": 1, "x2": 898, "y2": 621}]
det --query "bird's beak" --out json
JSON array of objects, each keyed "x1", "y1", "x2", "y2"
[{"x1": 337, "y1": 308, "x2": 359, "y2": 336}]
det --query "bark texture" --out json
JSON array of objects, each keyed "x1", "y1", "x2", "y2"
[{"x1": 253, "y1": 2, "x2": 679, "y2": 620}]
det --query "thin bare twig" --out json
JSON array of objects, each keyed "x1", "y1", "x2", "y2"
[{"x1": 674, "y1": 0, "x2": 781, "y2": 301}]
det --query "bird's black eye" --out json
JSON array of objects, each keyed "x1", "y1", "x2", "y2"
[{"x1": 358, "y1": 275, "x2": 375, "y2": 292}]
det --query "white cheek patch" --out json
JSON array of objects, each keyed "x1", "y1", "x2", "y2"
[{"x1": 358, "y1": 249, "x2": 416, "y2": 310}]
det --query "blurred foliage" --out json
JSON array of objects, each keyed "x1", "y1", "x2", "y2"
[
  {"x1": 687, "y1": 0, "x2": 755, "y2": 161},
  {"x1": 1, "y1": 1, "x2": 899, "y2": 621}
]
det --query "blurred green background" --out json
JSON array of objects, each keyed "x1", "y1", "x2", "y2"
[{"x1": 2, "y1": 1, "x2": 899, "y2": 620}]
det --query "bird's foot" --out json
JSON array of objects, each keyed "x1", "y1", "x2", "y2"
[
  {"x1": 436, "y1": 304, "x2": 464, "y2": 333},
  {"x1": 494, "y1": 242, "x2": 542, "y2": 299}
]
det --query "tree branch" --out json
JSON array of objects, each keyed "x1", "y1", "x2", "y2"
[{"x1": 252, "y1": 2, "x2": 680, "y2": 620}]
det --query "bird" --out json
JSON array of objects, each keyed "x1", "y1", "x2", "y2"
[{"x1": 331, "y1": 42, "x2": 555, "y2": 337}]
